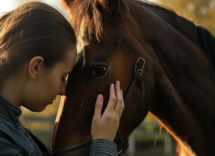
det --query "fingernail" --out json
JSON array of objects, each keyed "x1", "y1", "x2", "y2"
[
  {"x1": 98, "y1": 94, "x2": 102, "y2": 100},
  {"x1": 116, "y1": 81, "x2": 119, "y2": 85},
  {"x1": 111, "y1": 83, "x2": 114, "y2": 87}
]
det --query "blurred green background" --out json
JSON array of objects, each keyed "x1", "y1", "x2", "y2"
[
  {"x1": 158, "y1": 0, "x2": 215, "y2": 35},
  {"x1": 1, "y1": 0, "x2": 214, "y2": 155}
]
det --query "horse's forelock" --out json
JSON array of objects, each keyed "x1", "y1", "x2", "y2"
[{"x1": 66, "y1": 0, "x2": 104, "y2": 43}]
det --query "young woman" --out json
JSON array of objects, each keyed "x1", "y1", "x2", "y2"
[{"x1": 0, "y1": 2, "x2": 124, "y2": 156}]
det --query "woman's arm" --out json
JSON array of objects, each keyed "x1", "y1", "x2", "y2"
[{"x1": 90, "y1": 139, "x2": 117, "y2": 156}]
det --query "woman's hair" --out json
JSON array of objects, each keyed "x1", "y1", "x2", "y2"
[{"x1": 0, "y1": 2, "x2": 76, "y2": 86}]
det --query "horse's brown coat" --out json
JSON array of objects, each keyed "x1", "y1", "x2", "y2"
[{"x1": 52, "y1": 0, "x2": 215, "y2": 155}]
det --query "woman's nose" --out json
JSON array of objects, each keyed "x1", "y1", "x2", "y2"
[{"x1": 58, "y1": 82, "x2": 67, "y2": 95}]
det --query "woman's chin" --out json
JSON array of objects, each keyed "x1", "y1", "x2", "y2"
[{"x1": 32, "y1": 105, "x2": 48, "y2": 112}]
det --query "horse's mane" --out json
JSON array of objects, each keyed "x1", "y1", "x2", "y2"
[
  {"x1": 66, "y1": 0, "x2": 199, "y2": 45},
  {"x1": 133, "y1": 0, "x2": 199, "y2": 49}
]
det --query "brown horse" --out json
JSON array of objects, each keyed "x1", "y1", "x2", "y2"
[{"x1": 51, "y1": 0, "x2": 215, "y2": 156}]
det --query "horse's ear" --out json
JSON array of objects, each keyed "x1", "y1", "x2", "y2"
[
  {"x1": 62, "y1": 0, "x2": 74, "y2": 12},
  {"x1": 98, "y1": 0, "x2": 121, "y2": 15},
  {"x1": 63, "y1": 0, "x2": 72, "y2": 6},
  {"x1": 62, "y1": 0, "x2": 74, "y2": 8}
]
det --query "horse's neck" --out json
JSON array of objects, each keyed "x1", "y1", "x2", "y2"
[
  {"x1": 128, "y1": 1, "x2": 215, "y2": 155},
  {"x1": 149, "y1": 73, "x2": 204, "y2": 156},
  {"x1": 148, "y1": 51, "x2": 215, "y2": 156}
]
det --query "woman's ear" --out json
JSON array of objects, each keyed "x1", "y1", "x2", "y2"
[{"x1": 28, "y1": 56, "x2": 44, "y2": 79}]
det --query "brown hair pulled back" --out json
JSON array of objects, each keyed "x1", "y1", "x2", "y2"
[{"x1": 0, "y1": 2, "x2": 76, "y2": 87}]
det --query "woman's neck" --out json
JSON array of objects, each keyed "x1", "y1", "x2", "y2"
[{"x1": 0, "y1": 76, "x2": 25, "y2": 107}]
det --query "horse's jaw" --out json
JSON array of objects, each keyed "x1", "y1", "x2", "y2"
[{"x1": 51, "y1": 95, "x2": 93, "y2": 149}]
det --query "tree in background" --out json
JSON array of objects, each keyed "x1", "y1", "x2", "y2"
[{"x1": 158, "y1": 0, "x2": 215, "y2": 35}]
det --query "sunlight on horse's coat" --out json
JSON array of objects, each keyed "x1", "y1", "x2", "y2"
[{"x1": 52, "y1": 1, "x2": 215, "y2": 156}]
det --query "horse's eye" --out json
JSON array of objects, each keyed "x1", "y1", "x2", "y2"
[{"x1": 91, "y1": 66, "x2": 107, "y2": 78}]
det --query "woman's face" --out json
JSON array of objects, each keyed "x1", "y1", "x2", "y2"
[{"x1": 23, "y1": 47, "x2": 77, "y2": 112}]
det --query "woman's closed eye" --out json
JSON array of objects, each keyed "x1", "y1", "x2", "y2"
[
  {"x1": 62, "y1": 77, "x2": 66, "y2": 82},
  {"x1": 62, "y1": 74, "x2": 69, "y2": 82}
]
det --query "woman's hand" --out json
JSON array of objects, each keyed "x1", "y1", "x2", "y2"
[{"x1": 91, "y1": 81, "x2": 124, "y2": 141}]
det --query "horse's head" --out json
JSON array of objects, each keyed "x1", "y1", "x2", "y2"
[
  {"x1": 52, "y1": 0, "x2": 156, "y2": 154},
  {"x1": 52, "y1": 0, "x2": 215, "y2": 155}
]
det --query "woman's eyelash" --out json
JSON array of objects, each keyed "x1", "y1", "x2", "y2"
[
  {"x1": 62, "y1": 77, "x2": 66, "y2": 82},
  {"x1": 62, "y1": 74, "x2": 70, "y2": 82}
]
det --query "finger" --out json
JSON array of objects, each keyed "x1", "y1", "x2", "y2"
[
  {"x1": 105, "y1": 83, "x2": 116, "y2": 113},
  {"x1": 114, "y1": 82, "x2": 124, "y2": 115},
  {"x1": 115, "y1": 90, "x2": 124, "y2": 118},
  {"x1": 114, "y1": 81, "x2": 121, "y2": 110},
  {"x1": 119, "y1": 90, "x2": 125, "y2": 115},
  {"x1": 93, "y1": 94, "x2": 104, "y2": 121}
]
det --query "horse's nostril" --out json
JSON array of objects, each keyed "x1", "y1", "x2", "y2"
[{"x1": 80, "y1": 99, "x2": 84, "y2": 107}]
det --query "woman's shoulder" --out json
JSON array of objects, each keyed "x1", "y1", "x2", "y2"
[
  {"x1": 0, "y1": 118, "x2": 24, "y2": 156},
  {"x1": 0, "y1": 115, "x2": 19, "y2": 136},
  {"x1": 0, "y1": 117, "x2": 43, "y2": 156}
]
